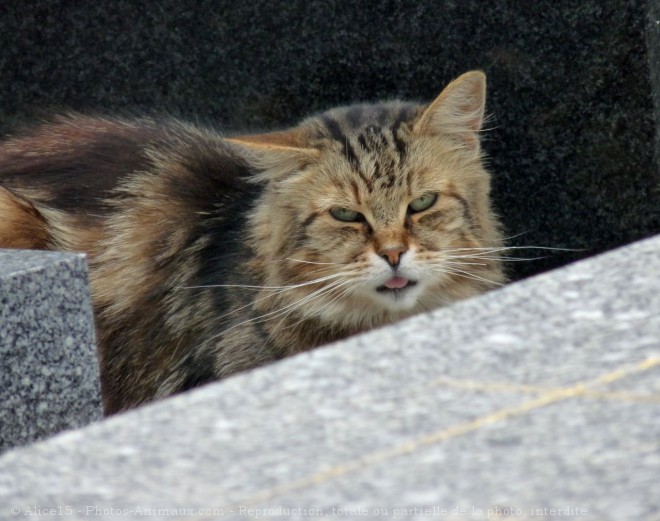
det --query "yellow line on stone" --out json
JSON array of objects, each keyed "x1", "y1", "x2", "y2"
[
  {"x1": 433, "y1": 375, "x2": 660, "y2": 403},
  {"x1": 433, "y1": 377, "x2": 559, "y2": 394},
  {"x1": 231, "y1": 357, "x2": 660, "y2": 507},
  {"x1": 578, "y1": 391, "x2": 660, "y2": 403}
]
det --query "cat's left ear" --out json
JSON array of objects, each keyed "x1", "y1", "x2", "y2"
[
  {"x1": 413, "y1": 70, "x2": 486, "y2": 153},
  {"x1": 226, "y1": 129, "x2": 320, "y2": 182}
]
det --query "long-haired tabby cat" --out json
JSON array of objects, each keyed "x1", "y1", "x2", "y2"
[{"x1": 0, "y1": 71, "x2": 505, "y2": 414}]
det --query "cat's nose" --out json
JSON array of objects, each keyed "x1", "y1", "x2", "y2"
[{"x1": 380, "y1": 246, "x2": 407, "y2": 269}]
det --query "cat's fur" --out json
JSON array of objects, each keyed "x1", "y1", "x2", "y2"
[{"x1": 0, "y1": 71, "x2": 505, "y2": 414}]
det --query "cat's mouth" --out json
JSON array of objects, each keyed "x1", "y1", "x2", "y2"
[{"x1": 376, "y1": 276, "x2": 418, "y2": 293}]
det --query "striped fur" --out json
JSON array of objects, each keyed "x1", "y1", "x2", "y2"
[{"x1": 0, "y1": 71, "x2": 505, "y2": 414}]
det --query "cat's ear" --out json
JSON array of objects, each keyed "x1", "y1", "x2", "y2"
[
  {"x1": 413, "y1": 70, "x2": 486, "y2": 152},
  {"x1": 226, "y1": 129, "x2": 320, "y2": 181}
]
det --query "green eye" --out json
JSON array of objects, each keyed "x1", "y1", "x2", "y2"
[
  {"x1": 408, "y1": 193, "x2": 438, "y2": 213},
  {"x1": 330, "y1": 207, "x2": 363, "y2": 222}
]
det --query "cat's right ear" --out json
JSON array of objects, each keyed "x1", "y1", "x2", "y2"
[
  {"x1": 226, "y1": 129, "x2": 320, "y2": 182},
  {"x1": 413, "y1": 70, "x2": 487, "y2": 154}
]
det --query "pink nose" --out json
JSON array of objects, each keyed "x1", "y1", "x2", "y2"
[{"x1": 379, "y1": 246, "x2": 407, "y2": 268}]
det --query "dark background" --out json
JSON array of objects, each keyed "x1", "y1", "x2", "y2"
[{"x1": 1, "y1": 1, "x2": 658, "y2": 281}]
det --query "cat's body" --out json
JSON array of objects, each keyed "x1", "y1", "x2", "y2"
[{"x1": 0, "y1": 72, "x2": 505, "y2": 414}]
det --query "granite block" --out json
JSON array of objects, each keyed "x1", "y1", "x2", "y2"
[
  {"x1": 0, "y1": 235, "x2": 658, "y2": 519},
  {"x1": 0, "y1": 0, "x2": 658, "y2": 281},
  {"x1": 0, "y1": 250, "x2": 102, "y2": 452}
]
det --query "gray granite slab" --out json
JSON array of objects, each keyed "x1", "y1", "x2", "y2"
[
  {"x1": 0, "y1": 250, "x2": 102, "y2": 452},
  {"x1": 258, "y1": 398, "x2": 660, "y2": 520},
  {"x1": 0, "y1": 235, "x2": 658, "y2": 520}
]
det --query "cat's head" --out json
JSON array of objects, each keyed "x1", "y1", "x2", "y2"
[{"x1": 229, "y1": 71, "x2": 505, "y2": 328}]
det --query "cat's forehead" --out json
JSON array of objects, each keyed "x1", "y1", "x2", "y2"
[
  {"x1": 309, "y1": 101, "x2": 421, "y2": 140},
  {"x1": 307, "y1": 102, "x2": 439, "y2": 198}
]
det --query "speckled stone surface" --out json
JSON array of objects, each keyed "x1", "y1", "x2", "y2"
[
  {"x1": 0, "y1": 250, "x2": 102, "y2": 452},
  {"x1": 0, "y1": 0, "x2": 658, "y2": 281},
  {"x1": 0, "y1": 235, "x2": 658, "y2": 520}
]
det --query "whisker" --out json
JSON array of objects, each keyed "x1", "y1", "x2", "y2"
[
  {"x1": 205, "y1": 284, "x2": 302, "y2": 325},
  {"x1": 278, "y1": 279, "x2": 358, "y2": 332},
  {"x1": 443, "y1": 260, "x2": 489, "y2": 267},
  {"x1": 210, "y1": 279, "x2": 349, "y2": 339},
  {"x1": 302, "y1": 284, "x2": 357, "y2": 323},
  {"x1": 443, "y1": 245, "x2": 582, "y2": 253},
  {"x1": 213, "y1": 269, "x2": 365, "y2": 324},
  {"x1": 434, "y1": 267, "x2": 505, "y2": 287},
  {"x1": 260, "y1": 279, "x2": 361, "y2": 342},
  {"x1": 496, "y1": 255, "x2": 548, "y2": 262},
  {"x1": 498, "y1": 230, "x2": 531, "y2": 242},
  {"x1": 443, "y1": 253, "x2": 547, "y2": 262},
  {"x1": 213, "y1": 269, "x2": 367, "y2": 340},
  {"x1": 178, "y1": 270, "x2": 355, "y2": 291},
  {"x1": 284, "y1": 258, "x2": 345, "y2": 266}
]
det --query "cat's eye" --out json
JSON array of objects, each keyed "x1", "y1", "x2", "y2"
[
  {"x1": 330, "y1": 207, "x2": 363, "y2": 222},
  {"x1": 408, "y1": 193, "x2": 438, "y2": 213}
]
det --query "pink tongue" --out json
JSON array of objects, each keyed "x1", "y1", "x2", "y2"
[{"x1": 384, "y1": 276, "x2": 409, "y2": 289}]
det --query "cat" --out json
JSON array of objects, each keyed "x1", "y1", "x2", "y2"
[{"x1": 0, "y1": 71, "x2": 505, "y2": 414}]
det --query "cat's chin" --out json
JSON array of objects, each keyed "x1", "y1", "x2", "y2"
[
  {"x1": 312, "y1": 284, "x2": 424, "y2": 330},
  {"x1": 368, "y1": 280, "x2": 426, "y2": 313}
]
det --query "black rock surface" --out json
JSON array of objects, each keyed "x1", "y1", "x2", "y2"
[{"x1": 1, "y1": 0, "x2": 658, "y2": 279}]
